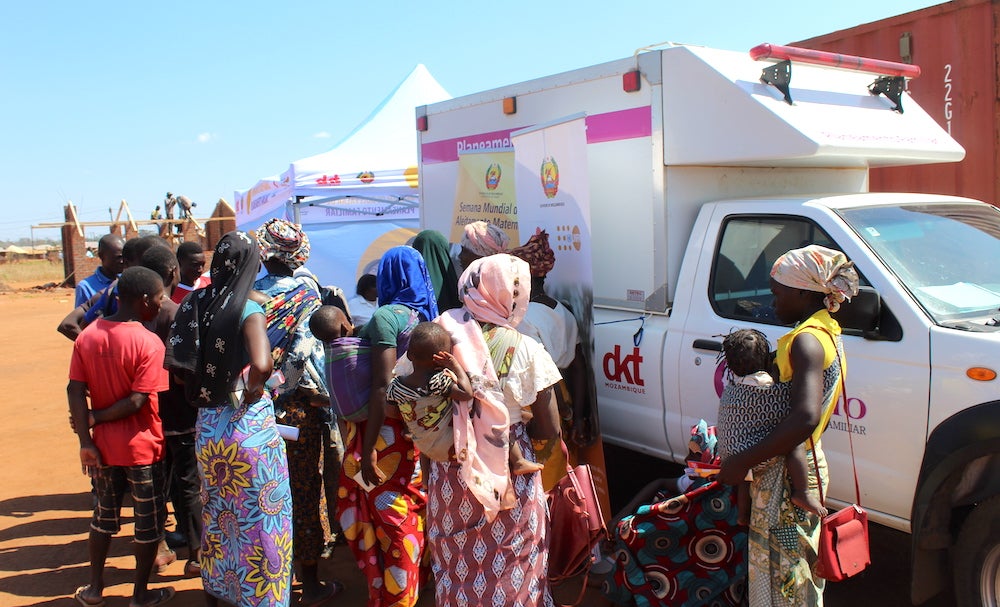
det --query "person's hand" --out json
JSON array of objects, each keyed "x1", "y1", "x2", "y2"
[
  {"x1": 360, "y1": 448, "x2": 386, "y2": 488},
  {"x1": 308, "y1": 393, "x2": 331, "y2": 408},
  {"x1": 433, "y1": 351, "x2": 461, "y2": 373},
  {"x1": 68, "y1": 411, "x2": 96, "y2": 432},
  {"x1": 716, "y1": 452, "x2": 751, "y2": 486},
  {"x1": 80, "y1": 445, "x2": 101, "y2": 477},
  {"x1": 244, "y1": 383, "x2": 264, "y2": 404}
]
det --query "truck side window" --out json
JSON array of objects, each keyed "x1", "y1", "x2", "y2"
[{"x1": 710, "y1": 216, "x2": 837, "y2": 324}]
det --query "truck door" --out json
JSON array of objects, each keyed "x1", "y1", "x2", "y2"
[{"x1": 672, "y1": 208, "x2": 930, "y2": 522}]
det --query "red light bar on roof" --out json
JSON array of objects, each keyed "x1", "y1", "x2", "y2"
[{"x1": 749, "y1": 43, "x2": 921, "y2": 79}]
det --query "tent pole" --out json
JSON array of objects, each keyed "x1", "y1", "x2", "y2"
[{"x1": 292, "y1": 196, "x2": 302, "y2": 224}]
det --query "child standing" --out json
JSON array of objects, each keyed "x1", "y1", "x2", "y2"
[
  {"x1": 717, "y1": 328, "x2": 827, "y2": 525},
  {"x1": 387, "y1": 322, "x2": 543, "y2": 475},
  {"x1": 308, "y1": 304, "x2": 353, "y2": 558},
  {"x1": 68, "y1": 266, "x2": 174, "y2": 607}
]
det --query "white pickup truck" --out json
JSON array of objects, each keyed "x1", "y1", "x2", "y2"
[{"x1": 417, "y1": 43, "x2": 1000, "y2": 606}]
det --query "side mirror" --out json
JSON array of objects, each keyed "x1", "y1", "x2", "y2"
[{"x1": 832, "y1": 286, "x2": 901, "y2": 341}]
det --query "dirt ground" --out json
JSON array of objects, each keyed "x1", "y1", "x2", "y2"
[{"x1": 0, "y1": 287, "x2": 606, "y2": 607}]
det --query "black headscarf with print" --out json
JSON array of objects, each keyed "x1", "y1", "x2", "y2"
[{"x1": 166, "y1": 231, "x2": 260, "y2": 406}]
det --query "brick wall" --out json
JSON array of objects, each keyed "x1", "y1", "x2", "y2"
[
  {"x1": 62, "y1": 206, "x2": 98, "y2": 287},
  {"x1": 60, "y1": 203, "x2": 234, "y2": 287}
]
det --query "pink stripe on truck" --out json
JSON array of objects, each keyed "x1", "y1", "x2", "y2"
[{"x1": 420, "y1": 106, "x2": 652, "y2": 164}]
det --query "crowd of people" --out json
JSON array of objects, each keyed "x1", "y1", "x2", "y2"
[{"x1": 62, "y1": 217, "x2": 859, "y2": 607}]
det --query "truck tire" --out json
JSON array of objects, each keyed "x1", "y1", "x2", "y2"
[{"x1": 953, "y1": 496, "x2": 1000, "y2": 606}]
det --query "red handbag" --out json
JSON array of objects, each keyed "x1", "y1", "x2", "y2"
[
  {"x1": 547, "y1": 441, "x2": 608, "y2": 594},
  {"x1": 815, "y1": 502, "x2": 870, "y2": 581},
  {"x1": 811, "y1": 339, "x2": 871, "y2": 581}
]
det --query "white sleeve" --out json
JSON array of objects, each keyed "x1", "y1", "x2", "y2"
[{"x1": 501, "y1": 334, "x2": 563, "y2": 414}]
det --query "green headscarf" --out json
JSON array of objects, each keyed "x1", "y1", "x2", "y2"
[{"x1": 412, "y1": 229, "x2": 461, "y2": 312}]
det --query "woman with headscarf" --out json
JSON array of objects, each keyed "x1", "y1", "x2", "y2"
[
  {"x1": 412, "y1": 229, "x2": 461, "y2": 312},
  {"x1": 510, "y1": 228, "x2": 593, "y2": 489},
  {"x1": 428, "y1": 254, "x2": 563, "y2": 607},
  {"x1": 449, "y1": 220, "x2": 511, "y2": 277},
  {"x1": 717, "y1": 244, "x2": 859, "y2": 607},
  {"x1": 337, "y1": 245, "x2": 437, "y2": 607},
  {"x1": 166, "y1": 231, "x2": 293, "y2": 607},
  {"x1": 510, "y1": 228, "x2": 576, "y2": 368},
  {"x1": 252, "y1": 218, "x2": 341, "y2": 605}
]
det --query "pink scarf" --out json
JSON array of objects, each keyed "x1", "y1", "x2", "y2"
[{"x1": 434, "y1": 254, "x2": 531, "y2": 520}]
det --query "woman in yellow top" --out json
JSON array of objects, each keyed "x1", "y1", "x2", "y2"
[{"x1": 718, "y1": 245, "x2": 859, "y2": 606}]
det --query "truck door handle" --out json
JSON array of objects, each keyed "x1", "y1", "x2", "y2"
[{"x1": 692, "y1": 339, "x2": 723, "y2": 352}]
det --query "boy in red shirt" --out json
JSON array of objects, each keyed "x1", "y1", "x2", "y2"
[
  {"x1": 170, "y1": 241, "x2": 210, "y2": 304},
  {"x1": 69, "y1": 266, "x2": 175, "y2": 607}
]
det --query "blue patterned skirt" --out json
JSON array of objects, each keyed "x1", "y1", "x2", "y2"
[{"x1": 196, "y1": 397, "x2": 293, "y2": 607}]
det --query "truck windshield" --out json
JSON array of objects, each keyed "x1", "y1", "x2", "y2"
[{"x1": 840, "y1": 203, "x2": 1000, "y2": 326}]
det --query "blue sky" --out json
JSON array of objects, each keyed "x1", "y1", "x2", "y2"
[{"x1": 0, "y1": 0, "x2": 943, "y2": 241}]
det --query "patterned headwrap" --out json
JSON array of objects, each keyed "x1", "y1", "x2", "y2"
[
  {"x1": 510, "y1": 228, "x2": 556, "y2": 277},
  {"x1": 256, "y1": 218, "x2": 310, "y2": 270},
  {"x1": 460, "y1": 221, "x2": 510, "y2": 257},
  {"x1": 770, "y1": 245, "x2": 860, "y2": 313},
  {"x1": 166, "y1": 231, "x2": 260, "y2": 406},
  {"x1": 376, "y1": 246, "x2": 439, "y2": 323}
]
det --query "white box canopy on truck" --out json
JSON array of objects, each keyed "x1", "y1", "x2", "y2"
[
  {"x1": 418, "y1": 43, "x2": 966, "y2": 311},
  {"x1": 661, "y1": 45, "x2": 965, "y2": 168}
]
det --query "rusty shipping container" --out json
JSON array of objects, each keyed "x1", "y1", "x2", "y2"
[{"x1": 794, "y1": 0, "x2": 999, "y2": 205}]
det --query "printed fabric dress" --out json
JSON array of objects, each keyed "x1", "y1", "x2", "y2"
[
  {"x1": 257, "y1": 273, "x2": 329, "y2": 564},
  {"x1": 196, "y1": 301, "x2": 294, "y2": 607},
  {"x1": 427, "y1": 325, "x2": 562, "y2": 607},
  {"x1": 336, "y1": 304, "x2": 425, "y2": 607},
  {"x1": 726, "y1": 309, "x2": 844, "y2": 607}
]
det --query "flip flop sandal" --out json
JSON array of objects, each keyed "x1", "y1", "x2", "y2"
[
  {"x1": 74, "y1": 586, "x2": 106, "y2": 607},
  {"x1": 298, "y1": 580, "x2": 344, "y2": 607},
  {"x1": 129, "y1": 586, "x2": 175, "y2": 607}
]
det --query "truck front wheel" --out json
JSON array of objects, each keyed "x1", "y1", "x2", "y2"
[{"x1": 953, "y1": 496, "x2": 1000, "y2": 606}]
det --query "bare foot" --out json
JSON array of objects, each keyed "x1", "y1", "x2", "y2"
[
  {"x1": 791, "y1": 491, "x2": 829, "y2": 517},
  {"x1": 510, "y1": 458, "x2": 544, "y2": 476}
]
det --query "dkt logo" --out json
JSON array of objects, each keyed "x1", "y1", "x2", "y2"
[{"x1": 603, "y1": 346, "x2": 644, "y2": 385}]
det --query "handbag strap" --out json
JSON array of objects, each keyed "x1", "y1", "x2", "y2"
[
  {"x1": 553, "y1": 439, "x2": 595, "y2": 607},
  {"x1": 559, "y1": 439, "x2": 575, "y2": 475},
  {"x1": 808, "y1": 326, "x2": 862, "y2": 508}
]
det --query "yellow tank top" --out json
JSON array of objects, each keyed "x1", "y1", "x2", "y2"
[{"x1": 775, "y1": 309, "x2": 845, "y2": 445}]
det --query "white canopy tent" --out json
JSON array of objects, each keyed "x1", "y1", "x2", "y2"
[{"x1": 234, "y1": 64, "x2": 451, "y2": 290}]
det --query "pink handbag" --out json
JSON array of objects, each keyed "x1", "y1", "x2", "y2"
[{"x1": 547, "y1": 441, "x2": 607, "y2": 592}]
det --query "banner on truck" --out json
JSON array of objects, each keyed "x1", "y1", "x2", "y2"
[
  {"x1": 512, "y1": 114, "x2": 612, "y2": 520},
  {"x1": 511, "y1": 114, "x2": 592, "y2": 298},
  {"x1": 450, "y1": 149, "x2": 518, "y2": 243}
]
